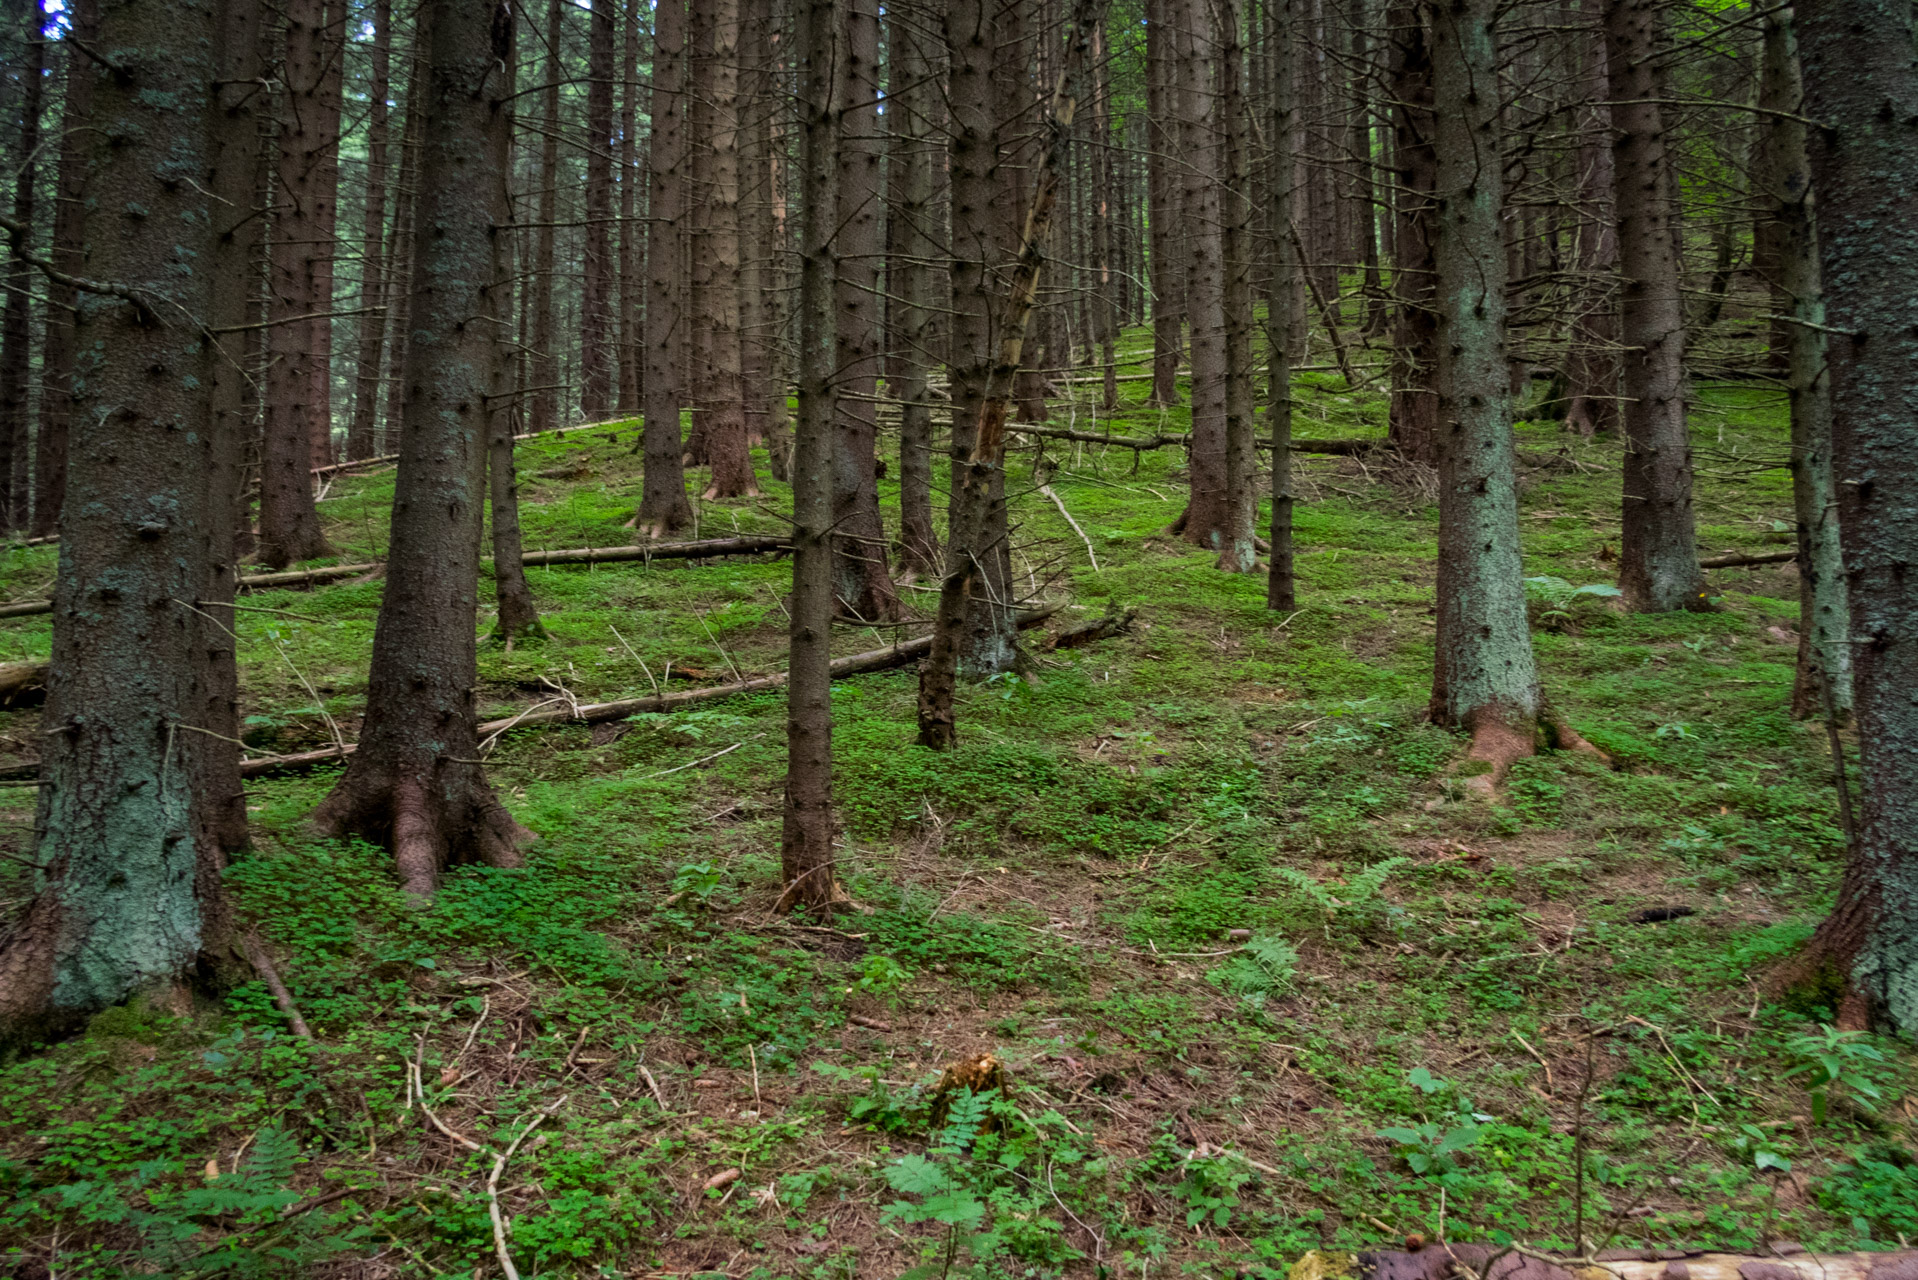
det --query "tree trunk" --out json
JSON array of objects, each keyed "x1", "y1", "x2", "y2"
[
  {"x1": 701, "y1": 0, "x2": 758, "y2": 499},
  {"x1": 1091, "y1": 21, "x2": 1119, "y2": 410},
  {"x1": 0, "y1": 0, "x2": 43, "y2": 532},
  {"x1": 311, "y1": 0, "x2": 534, "y2": 902},
  {"x1": 1790, "y1": 0, "x2": 1918, "y2": 1033},
  {"x1": 306, "y1": 1, "x2": 345, "y2": 469},
  {"x1": 529, "y1": 0, "x2": 561, "y2": 434},
  {"x1": 345, "y1": 0, "x2": 393, "y2": 462},
  {"x1": 0, "y1": 0, "x2": 233, "y2": 1043},
  {"x1": 1145, "y1": 0, "x2": 1184, "y2": 407},
  {"x1": 829, "y1": 0, "x2": 897, "y2": 619},
  {"x1": 382, "y1": 16, "x2": 429, "y2": 452},
  {"x1": 1385, "y1": 1, "x2": 1438, "y2": 466},
  {"x1": 1749, "y1": 9, "x2": 1847, "y2": 722},
  {"x1": 617, "y1": 0, "x2": 641, "y2": 416},
  {"x1": 1218, "y1": 0, "x2": 1257, "y2": 574},
  {"x1": 638, "y1": 0, "x2": 695, "y2": 536},
  {"x1": 1559, "y1": 0, "x2": 1619, "y2": 437},
  {"x1": 1428, "y1": 0, "x2": 1543, "y2": 790},
  {"x1": 682, "y1": 0, "x2": 716, "y2": 464},
  {"x1": 781, "y1": 0, "x2": 851, "y2": 914},
  {"x1": 1606, "y1": 0, "x2": 1706, "y2": 613},
  {"x1": 1176, "y1": 0, "x2": 1230, "y2": 549},
  {"x1": 918, "y1": 0, "x2": 1108, "y2": 750},
  {"x1": 258, "y1": 0, "x2": 341, "y2": 567},
  {"x1": 889, "y1": 0, "x2": 942, "y2": 579},
  {"x1": 580, "y1": 0, "x2": 615, "y2": 420},
  {"x1": 29, "y1": 0, "x2": 93, "y2": 538},
  {"x1": 1265, "y1": 0, "x2": 1301, "y2": 611}
]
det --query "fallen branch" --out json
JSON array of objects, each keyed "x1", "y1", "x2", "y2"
[
  {"x1": 1700, "y1": 548, "x2": 1796, "y2": 569},
  {"x1": 0, "y1": 661, "x2": 47, "y2": 706},
  {"x1": 238, "y1": 933, "x2": 314, "y2": 1041},
  {"x1": 313, "y1": 415, "x2": 637, "y2": 478},
  {"x1": 488, "y1": 1105, "x2": 562, "y2": 1280},
  {"x1": 1049, "y1": 607, "x2": 1138, "y2": 651},
  {"x1": 1038, "y1": 484, "x2": 1100, "y2": 571}
]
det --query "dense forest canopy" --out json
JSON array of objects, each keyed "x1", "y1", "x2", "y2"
[{"x1": 0, "y1": 0, "x2": 1913, "y2": 1271}]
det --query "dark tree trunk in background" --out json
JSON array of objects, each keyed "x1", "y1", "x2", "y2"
[
  {"x1": 382, "y1": 19, "x2": 428, "y2": 453},
  {"x1": 1386, "y1": 1, "x2": 1437, "y2": 465},
  {"x1": 0, "y1": 0, "x2": 233, "y2": 1044},
  {"x1": 1176, "y1": 0, "x2": 1229, "y2": 550},
  {"x1": 306, "y1": 2, "x2": 344, "y2": 468},
  {"x1": 889, "y1": 0, "x2": 941, "y2": 579},
  {"x1": 1606, "y1": 0, "x2": 1706, "y2": 613},
  {"x1": 638, "y1": 0, "x2": 694, "y2": 536},
  {"x1": 1792, "y1": 0, "x2": 1918, "y2": 1034},
  {"x1": 30, "y1": 0, "x2": 93, "y2": 538},
  {"x1": 580, "y1": 0, "x2": 615, "y2": 420},
  {"x1": 945, "y1": 0, "x2": 1016, "y2": 678},
  {"x1": 682, "y1": 0, "x2": 715, "y2": 462},
  {"x1": 530, "y1": 0, "x2": 561, "y2": 434},
  {"x1": 739, "y1": 0, "x2": 787, "y2": 477},
  {"x1": 1090, "y1": 22, "x2": 1118, "y2": 409},
  {"x1": 1145, "y1": 0, "x2": 1184, "y2": 406},
  {"x1": 1428, "y1": 0, "x2": 1547, "y2": 789},
  {"x1": 1753, "y1": 9, "x2": 1847, "y2": 722},
  {"x1": 311, "y1": 0, "x2": 534, "y2": 901},
  {"x1": 830, "y1": 0, "x2": 897, "y2": 619},
  {"x1": 782, "y1": 0, "x2": 851, "y2": 914},
  {"x1": 617, "y1": 0, "x2": 641, "y2": 415},
  {"x1": 1266, "y1": 0, "x2": 1300, "y2": 611},
  {"x1": 346, "y1": 0, "x2": 393, "y2": 462},
  {"x1": 700, "y1": 0, "x2": 757, "y2": 499},
  {"x1": 259, "y1": 0, "x2": 340, "y2": 567},
  {"x1": 1218, "y1": 0, "x2": 1257, "y2": 574},
  {"x1": 0, "y1": 0, "x2": 44, "y2": 532},
  {"x1": 1560, "y1": 0, "x2": 1619, "y2": 437}
]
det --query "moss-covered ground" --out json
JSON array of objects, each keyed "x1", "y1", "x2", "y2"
[{"x1": 0, "y1": 344, "x2": 1910, "y2": 1278}]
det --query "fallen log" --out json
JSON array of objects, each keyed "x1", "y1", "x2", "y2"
[
  {"x1": 1291, "y1": 1245, "x2": 1914, "y2": 1280},
  {"x1": 312, "y1": 415, "x2": 637, "y2": 478},
  {"x1": 1701, "y1": 548, "x2": 1796, "y2": 569},
  {"x1": 1049, "y1": 606, "x2": 1137, "y2": 650},
  {"x1": 0, "y1": 536, "x2": 797, "y2": 620},
  {"x1": 1007, "y1": 420, "x2": 1382, "y2": 455},
  {"x1": 0, "y1": 660, "x2": 47, "y2": 706},
  {"x1": 228, "y1": 604, "x2": 1061, "y2": 779}
]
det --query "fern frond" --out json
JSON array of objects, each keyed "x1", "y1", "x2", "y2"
[{"x1": 1345, "y1": 856, "x2": 1410, "y2": 903}]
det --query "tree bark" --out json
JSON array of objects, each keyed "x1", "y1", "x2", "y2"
[
  {"x1": 1428, "y1": 0, "x2": 1543, "y2": 790},
  {"x1": 580, "y1": 0, "x2": 616, "y2": 420},
  {"x1": 1752, "y1": 9, "x2": 1847, "y2": 722},
  {"x1": 700, "y1": 0, "x2": 758, "y2": 499},
  {"x1": 306, "y1": 0, "x2": 345, "y2": 469},
  {"x1": 781, "y1": 0, "x2": 851, "y2": 914},
  {"x1": 1791, "y1": 0, "x2": 1918, "y2": 1033},
  {"x1": 310, "y1": 0, "x2": 534, "y2": 902},
  {"x1": 889, "y1": 0, "x2": 942, "y2": 579},
  {"x1": 258, "y1": 0, "x2": 341, "y2": 567},
  {"x1": 0, "y1": 0, "x2": 232, "y2": 1043},
  {"x1": 1265, "y1": 0, "x2": 1301, "y2": 610},
  {"x1": 345, "y1": 0, "x2": 393, "y2": 462},
  {"x1": 617, "y1": 0, "x2": 641, "y2": 416},
  {"x1": 529, "y1": 0, "x2": 561, "y2": 434},
  {"x1": 0, "y1": 0, "x2": 43, "y2": 532},
  {"x1": 1385, "y1": 1, "x2": 1438, "y2": 466},
  {"x1": 1145, "y1": 0, "x2": 1185, "y2": 407},
  {"x1": 1606, "y1": 0, "x2": 1706, "y2": 613},
  {"x1": 638, "y1": 0, "x2": 694, "y2": 536},
  {"x1": 1175, "y1": 0, "x2": 1231, "y2": 551},
  {"x1": 1559, "y1": 0, "x2": 1619, "y2": 437},
  {"x1": 828, "y1": 0, "x2": 897, "y2": 618},
  {"x1": 382, "y1": 14, "x2": 429, "y2": 453},
  {"x1": 1218, "y1": 0, "x2": 1258, "y2": 574},
  {"x1": 918, "y1": 0, "x2": 1108, "y2": 750}
]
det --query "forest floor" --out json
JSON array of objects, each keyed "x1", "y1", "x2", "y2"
[{"x1": 1, "y1": 343, "x2": 1912, "y2": 1279}]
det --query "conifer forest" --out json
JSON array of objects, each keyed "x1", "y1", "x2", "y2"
[{"x1": 1, "y1": 0, "x2": 1917, "y2": 1271}]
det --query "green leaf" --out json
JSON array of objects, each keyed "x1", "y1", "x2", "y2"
[
  {"x1": 1756, "y1": 1151, "x2": 1792, "y2": 1172},
  {"x1": 1377, "y1": 1126, "x2": 1425, "y2": 1145},
  {"x1": 920, "y1": 1191, "x2": 987, "y2": 1227},
  {"x1": 1407, "y1": 1067, "x2": 1444, "y2": 1094},
  {"x1": 883, "y1": 1154, "x2": 951, "y2": 1196}
]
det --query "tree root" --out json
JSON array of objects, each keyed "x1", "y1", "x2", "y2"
[{"x1": 311, "y1": 769, "x2": 535, "y2": 901}]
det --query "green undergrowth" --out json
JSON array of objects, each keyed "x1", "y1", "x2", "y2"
[{"x1": 0, "y1": 327, "x2": 1904, "y2": 1278}]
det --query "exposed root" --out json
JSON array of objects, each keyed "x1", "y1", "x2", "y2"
[
  {"x1": 1542, "y1": 709, "x2": 1611, "y2": 766},
  {"x1": 311, "y1": 765, "x2": 535, "y2": 902},
  {"x1": 1453, "y1": 715, "x2": 1536, "y2": 797}
]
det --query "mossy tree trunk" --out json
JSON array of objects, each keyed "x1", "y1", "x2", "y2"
[
  {"x1": 0, "y1": 0, "x2": 236, "y2": 1044},
  {"x1": 1791, "y1": 0, "x2": 1918, "y2": 1033},
  {"x1": 1606, "y1": 0, "x2": 1707, "y2": 613},
  {"x1": 1427, "y1": 0, "x2": 1542, "y2": 787},
  {"x1": 310, "y1": 0, "x2": 534, "y2": 902}
]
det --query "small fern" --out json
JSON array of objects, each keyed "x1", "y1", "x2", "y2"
[
  {"x1": 1208, "y1": 934, "x2": 1298, "y2": 1008},
  {"x1": 1277, "y1": 856, "x2": 1411, "y2": 937}
]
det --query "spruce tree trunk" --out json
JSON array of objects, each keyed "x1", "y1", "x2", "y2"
[
  {"x1": 1791, "y1": 0, "x2": 1918, "y2": 1033},
  {"x1": 0, "y1": 0, "x2": 231, "y2": 1042},
  {"x1": 311, "y1": 0, "x2": 534, "y2": 901},
  {"x1": 1752, "y1": 8, "x2": 1847, "y2": 722},
  {"x1": 781, "y1": 0, "x2": 851, "y2": 914},
  {"x1": 382, "y1": 16, "x2": 428, "y2": 452},
  {"x1": 1090, "y1": 22, "x2": 1119, "y2": 410},
  {"x1": 1218, "y1": 0, "x2": 1258, "y2": 574},
  {"x1": 682, "y1": 0, "x2": 716, "y2": 465},
  {"x1": 1265, "y1": 0, "x2": 1300, "y2": 611},
  {"x1": 1386, "y1": 1, "x2": 1438, "y2": 466},
  {"x1": 1145, "y1": 0, "x2": 1184, "y2": 407},
  {"x1": 889, "y1": 0, "x2": 942, "y2": 579},
  {"x1": 1176, "y1": 0, "x2": 1230, "y2": 549},
  {"x1": 1606, "y1": 0, "x2": 1706, "y2": 613},
  {"x1": 617, "y1": 0, "x2": 641, "y2": 416},
  {"x1": 258, "y1": 0, "x2": 340, "y2": 566},
  {"x1": 346, "y1": 0, "x2": 393, "y2": 462},
  {"x1": 306, "y1": 1, "x2": 345, "y2": 469},
  {"x1": 30, "y1": 0, "x2": 92, "y2": 538},
  {"x1": 580, "y1": 0, "x2": 615, "y2": 420},
  {"x1": 701, "y1": 0, "x2": 758, "y2": 499},
  {"x1": 1560, "y1": 0, "x2": 1619, "y2": 437},
  {"x1": 1428, "y1": 0, "x2": 1543, "y2": 788},
  {"x1": 829, "y1": 0, "x2": 897, "y2": 619},
  {"x1": 738, "y1": 0, "x2": 787, "y2": 478},
  {"x1": 638, "y1": 0, "x2": 695, "y2": 536},
  {"x1": 529, "y1": 0, "x2": 561, "y2": 434},
  {"x1": 0, "y1": 0, "x2": 42, "y2": 531}
]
